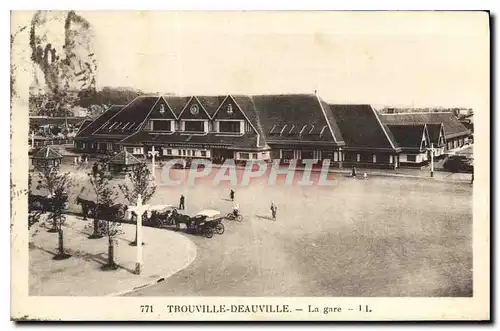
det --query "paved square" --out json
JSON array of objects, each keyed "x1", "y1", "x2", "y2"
[{"x1": 125, "y1": 170, "x2": 472, "y2": 297}]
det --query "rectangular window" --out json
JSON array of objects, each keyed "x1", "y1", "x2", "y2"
[
  {"x1": 192, "y1": 150, "x2": 196, "y2": 157},
  {"x1": 152, "y1": 120, "x2": 172, "y2": 131},
  {"x1": 166, "y1": 149, "x2": 172, "y2": 155},
  {"x1": 184, "y1": 121, "x2": 204, "y2": 132},
  {"x1": 133, "y1": 147, "x2": 143, "y2": 155},
  {"x1": 407, "y1": 154, "x2": 417, "y2": 162},
  {"x1": 126, "y1": 147, "x2": 134, "y2": 153},
  {"x1": 219, "y1": 121, "x2": 240, "y2": 133},
  {"x1": 240, "y1": 153, "x2": 249, "y2": 159},
  {"x1": 200, "y1": 151, "x2": 207, "y2": 157},
  {"x1": 252, "y1": 153, "x2": 258, "y2": 159}
]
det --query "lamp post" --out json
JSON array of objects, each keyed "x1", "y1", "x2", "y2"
[
  {"x1": 148, "y1": 146, "x2": 159, "y2": 179},
  {"x1": 127, "y1": 194, "x2": 150, "y2": 275}
]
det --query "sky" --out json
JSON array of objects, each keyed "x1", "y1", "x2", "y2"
[{"x1": 13, "y1": 11, "x2": 490, "y2": 109}]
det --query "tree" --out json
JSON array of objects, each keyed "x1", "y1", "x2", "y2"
[
  {"x1": 88, "y1": 161, "x2": 123, "y2": 270},
  {"x1": 118, "y1": 163, "x2": 156, "y2": 246},
  {"x1": 35, "y1": 166, "x2": 72, "y2": 259},
  {"x1": 36, "y1": 166, "x2": 69, "y2": 232}
]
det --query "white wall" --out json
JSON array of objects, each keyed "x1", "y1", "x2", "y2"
[{"x1": 399, "y1": 153, "x2": 427, "y2": 163}]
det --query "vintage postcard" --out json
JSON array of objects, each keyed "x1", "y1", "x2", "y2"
[{"x1": 10, "y1": 10, "x2": 490, "y2": 321}]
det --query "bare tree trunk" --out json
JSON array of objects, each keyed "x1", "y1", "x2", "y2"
[
  {"x1": 89, "y1": 217, "x2": 103, "y2": 239},
  {"x1": 54, "y1": 227, "x2": 71, "y2": 260}
]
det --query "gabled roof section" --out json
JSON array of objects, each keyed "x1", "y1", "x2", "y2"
[
  {"x1": 148, "y1": 96, "x2": 177, "y2": 119},
  {"x1": 251, "y1": 94, "x2": 342, "y2": 145},
  {"x1": 178, "y1": 96, "x2": 212, "y2": 119},
  {"x1": 426, "y1": 123, "x2": 445, "y2": 145},
  {"x1": 213, "y1": 95, "x2": 247, "y2": 120},
  {"x1": 93, "y1": 96, "x2": 159, "y2": 136},
  {"x1": 31, "y1": 146, "x2": 63, "y2": 159},
  {"x1": 163, "y1": 96, "x2": 191, "y2": 117},
  {"x1": 75, "y1": 105, "x2": 124, "y2": 139},
  {"x1": 386, "y1": 124, "x2": 427, "y2": 151},
  {"x1": 328, "y1": 104, "x2": 400, "y2": 151},
  {"x1": 380, "y1": 112, "x2": 470, "y2": 139},
  {"x1": 108, "y1": 150, "x2": 142, "y2": 165}
]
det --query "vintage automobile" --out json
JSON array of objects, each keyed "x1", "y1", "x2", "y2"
[{"x1": 443, "y1": 155, "x2": 474, "y2": 173}]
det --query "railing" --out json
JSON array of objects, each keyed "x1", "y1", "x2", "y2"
[{"x1": 30, "y1": 139, "x2": 75, "y2": 147}]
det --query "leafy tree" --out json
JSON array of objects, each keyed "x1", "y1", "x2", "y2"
[
  {"x1": 88, "y1": 161, "x2": 123, "y2": 270},
  {"x1": 118, "y1": 163, "x2": 156, "y2": 246},
  {"x1": 35, "y1": 166, "x2": 72, "y2": 259}
]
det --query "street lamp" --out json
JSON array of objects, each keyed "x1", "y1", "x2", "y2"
[{"x1": 148, "y1": 146, "x2": 159, "y2": 179}]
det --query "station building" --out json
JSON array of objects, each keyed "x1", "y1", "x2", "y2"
[{"x1": 74, "y1": 94, "x2": 471, "y2": 169}]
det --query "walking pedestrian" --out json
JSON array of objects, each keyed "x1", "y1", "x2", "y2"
[
  {"x1": 179, "y1": 194, "x2": 185, "y2": 210},
  {"x1": 270, "y1": 202, "x2": 277, "y2": 221},
  {"x1": 230, "y1": 189, "x2": 235, "y2": 201}
]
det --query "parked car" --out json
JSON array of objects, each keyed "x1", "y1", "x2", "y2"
[{"x1": 443, "y1": 155, "x2": 473, "y2": 173}]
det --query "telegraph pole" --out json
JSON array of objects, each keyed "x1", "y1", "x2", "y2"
[
  {"x1": 427, "y1": 143, "x2": 435, "y2": 178},
  {"x1": 128, "y1": 194, "x2": 149, "y2": 275},
  {"x1": 148, "y1": 146, "x2": 159, "y2": 180}
]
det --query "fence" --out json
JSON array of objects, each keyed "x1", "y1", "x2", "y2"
[{"x1": 30, "y1": 139, "x2": 75, "y2": 147}]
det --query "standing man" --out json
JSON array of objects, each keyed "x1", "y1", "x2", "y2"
[
  {"x1": 351, "y1": 166, "x2": 357, "y2": 177},
  {"x1": 230, "y1": 189, "x2": 235, "y2": 202},
  {"x1": 270, "y1": 202, "x2": 277, "y2": 221},
  {"x1": 179, "y1": 194, "x2": 185, "y2": 210}
]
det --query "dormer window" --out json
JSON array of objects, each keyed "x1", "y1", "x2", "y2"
[
  {"x1": 159, "y1": 104, "x2": 166, "y2": 115},
  {"x1": 227, "y1": 104, "x2": 233, "y2": 115},
  {"x1": 299, "y1": 125, "x2": 308, "y2": 136}
]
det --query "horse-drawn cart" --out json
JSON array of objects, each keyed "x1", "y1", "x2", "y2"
[{"x1": 186, "y1": 209, "x2": 225, "y2": 238}]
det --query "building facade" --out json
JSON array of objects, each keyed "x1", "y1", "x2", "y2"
[{"x1": 75, "y1": 94, "x2": 472, "y2": 169}]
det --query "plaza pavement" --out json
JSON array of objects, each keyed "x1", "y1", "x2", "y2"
[{"x1": 29, "y1": 214, "x2": 197, "y2": 296}]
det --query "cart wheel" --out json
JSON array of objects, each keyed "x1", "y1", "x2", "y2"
[
  {"x1": 236, "y1": 215, "x2": 243, "y2": 222},
  {"x1": 215, "y1": 223, "x2": 225, "y2": 235},
  {"x1": 204, "y1": 227, "x2": 214, "y2": 238}
]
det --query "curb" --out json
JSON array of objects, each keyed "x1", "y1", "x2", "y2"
[
  {"x1": 105, "y1": 276, "x2": 167, "y2": 297},
  {"x1": 104, "y1": 238, "x2": 198, "y2": 297}
]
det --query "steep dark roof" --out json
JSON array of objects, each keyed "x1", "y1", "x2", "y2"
[
  {"x1": 386, "y1": 124, "x2": 426, "y2": 151},
  {"x1": 75, "y1": 105, "x2": 124, "y2": 139},
  {"x1": 163, "y1": 96, "x2": 191, "y2": 117},
  {"x1": 77, "y1": 119, "x2": 93, "y2": 132},
  {"x1": 197, "y1": 96, "x2": 226, "y2": 118},
  {"x1": 328, "y1": 104, "x2": 400, "y2": 151},
  {"x1": 108, "y1": 150, "x2": 142, "y2": 165},
  {"x1": 426, "y1": 123, "x2": 444, "y2": 145},
  {"x1": 93, "y1": 96, "x2": 159, "y2": 136},
  {"x1": 231, "y1": 95, "x2": 268, "y2": 148},
  {"x1": 250, "y1": 94, "x2": 343, "y2": 146},
  {"x1": 380, "y1": 112, "x2": 470, "y2": 139},
  {"x1": 31, "y1": 146, "x2": 63, "y2": 159}
]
